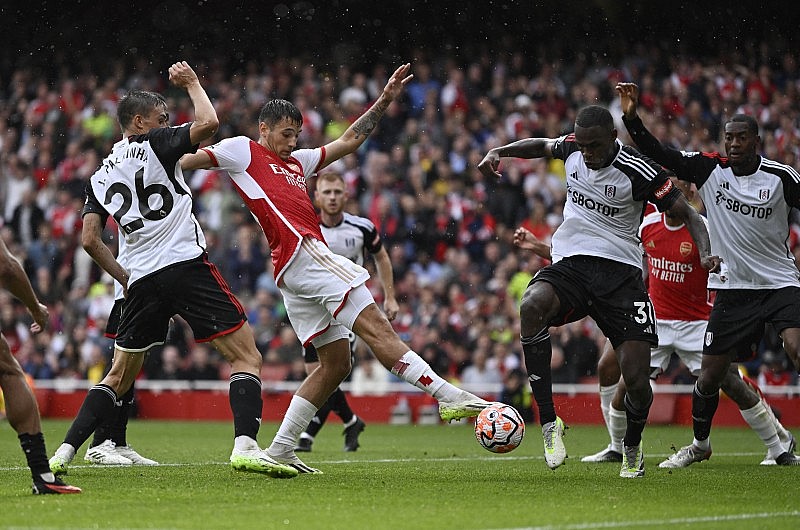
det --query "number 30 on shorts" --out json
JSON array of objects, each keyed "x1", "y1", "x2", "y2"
[{"x1": 633, "y1": 300, "x2": 656, "y2": 327}]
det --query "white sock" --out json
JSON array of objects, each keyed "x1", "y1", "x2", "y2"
[
  {"x1": 693, "y1": 437, "x2": 711, "y2": 451},
  {"x1": 740, "y1": 400, "x2": 784, "y2": 459},
  {"x1": 599, "y1": 383, "x2": 618, "y2": 448},
  {"x1": 233, "y1": 435, "x2": 259, "y2": 452},
  {"x1": 608, "y1": 406, "x2": 626, "y2": 453},
  {"x1": 268, "y1": 395, "x2": 318, "y2": 457},
  {"x1": 343, "y1": 415, "x2": 358, "y2": 429},
  {"x1": 55, "y1": 443, "x2": 76, "y2": 462},
  {"x1": 391, "y1": 351, "x2": 458, "y2": 401},
  {"x1": 761, "y1": 397, "x2": 792, "y2": 444}
]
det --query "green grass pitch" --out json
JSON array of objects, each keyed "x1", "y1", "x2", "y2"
[{"x1": 1, "y1": 419, "x2": 799, "y2": 529}]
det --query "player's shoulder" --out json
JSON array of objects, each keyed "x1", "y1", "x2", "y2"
[
  {"x1": 760, "y1": 156, "x2": 800, "y2": 183},
  {"x1": 342, "y1": 212, "x2": 375, "y2": 230}
]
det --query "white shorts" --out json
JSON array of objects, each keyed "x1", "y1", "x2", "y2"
[
  {"x1": 279, "y1": 237, "x2": 373, "y2": 347},
  {"x1": 650, "y1": 319, "x2": 706, "y2": 378}
]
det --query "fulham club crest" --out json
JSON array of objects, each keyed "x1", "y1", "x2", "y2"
[
  {"x1": 705, "y1": 332, "x2": 713, "y2": 347},
  {"x1": 759, "y1": 189, "x2": 770, "y2": 201},
  {"x1": 605, "y1": 185, "x2": 616, "y2": 198}
]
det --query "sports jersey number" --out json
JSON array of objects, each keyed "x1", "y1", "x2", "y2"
[
  {"x1": 633, "y1": 301, "x2": 656, "y2": 326},
  {"x1": 104, "y1": 167, "x2": 175, "y2": 234}
]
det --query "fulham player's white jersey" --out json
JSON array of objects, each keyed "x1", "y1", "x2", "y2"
[
  {"x1": 550, "y1": 135, "x2": 680, "y2": 269},
  {"x1": 321, "y1": 212, "x2": 382, "y2": 266},
  {"x1": 624, "y1": 115, "x2": 800, "y2": 290},
  {"x1": 84, "y1": 124, "x2": 204, "y2": 286}
]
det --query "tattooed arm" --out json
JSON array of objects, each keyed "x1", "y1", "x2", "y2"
[{"x1": 318, "y1": 63, "x2": 412, "y2": 169}]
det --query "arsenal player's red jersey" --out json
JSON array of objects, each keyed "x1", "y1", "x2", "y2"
[
  {"x1": 201, "y1": 136, "x2": 327, "y2": 282},
  {"x1": 639, "y1": 211, "x2": 712, "y2": 321}
]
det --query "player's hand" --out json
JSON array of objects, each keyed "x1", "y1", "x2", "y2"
[
  {"x1": 615, "y1": 82, "x2": 640, "y2": 119},
  {"x1": 383, "y1": 298, "x2": 399, "y2": 322},
  {"x1": 28, "y1": 302, "x2": 49, "y2": 334},
  {"x1": 700, "y1": 255, "x2": 722, "y2": 273},
  {"x1": 169, "y1": 61, "x2": 200, "y2": 89},
  {"x1": 478, "y1": 150, "x2": 503, "y2": 178},
  {"x1": 382, "y1": 63, "x2": 413, "y2": 102},
  {"x1": 513, "y1": 227, "x2": 539, "y2": 250}
]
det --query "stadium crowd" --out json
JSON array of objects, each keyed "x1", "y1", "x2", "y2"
[{"x1": 2, "y1": 35, "x2": 799, "y2": 394}]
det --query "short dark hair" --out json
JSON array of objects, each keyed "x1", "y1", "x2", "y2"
[
  {"x1": 728, "y1": 114, "x2": 760, "y2": 136},
  {"x1": 575, "y1": 105, "x2": 613, "y2": 130},
  {"x1": 117, "y1": 90, "x2": 167, "y2": 130},
  {"x1": 258, "y1": 99, "x2": 303, "y2": 127}
]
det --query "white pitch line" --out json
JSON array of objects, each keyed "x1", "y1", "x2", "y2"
[
  {"x1": 486, "y1": 511, "x2": 800, "y2": 530},
  {"x1": 0, "y1": 451, "x2": 771, "y2": 472}
]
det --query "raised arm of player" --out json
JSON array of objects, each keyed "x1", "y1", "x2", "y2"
[
  {"x1": 478, "y1": 138, "x2": 557, "y2": 179},
  {"x1": 168, "y1": 61, "x2": 219, "y2": 146},
  {"x1": 0, "y1": 239, "x2": 49, "y2": 333},
  {"x1": 372, "y1": 246, "x2": 399, "y2": 321},
  {"x1": 319, "y1": 63, "x2": 413, "y2": 170}
]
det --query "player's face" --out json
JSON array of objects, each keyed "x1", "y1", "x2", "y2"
[
  {"x1": 260, "y1": 117, "x2": 301, "y2": 160},
  {"x1": 574, "y1": 124, "x2": 617, "y2": 170},
  {"x1": 724, "y1": 122, "x2": 759, "y2": 171},
  {"x1": 316, "y1": 179, "x2": 346, "y2": 216},
  {"x1": 139, "y1": 105, "x2": 169, "y2": 132}
]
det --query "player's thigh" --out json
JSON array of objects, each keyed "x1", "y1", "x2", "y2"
[
  {"x1": 588, "y1": 261, "x2": 657, "y2": 349},
  {"x1": 672, "y1": 320, "x2": 705, "y2": 376},
  {"x1": 703, "y1": 290, "x2": 765, "y2": 361}
]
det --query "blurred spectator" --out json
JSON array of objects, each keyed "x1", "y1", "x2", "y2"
[{"x1": 182, "y1": 344, "x2": 221, "y2": 381}]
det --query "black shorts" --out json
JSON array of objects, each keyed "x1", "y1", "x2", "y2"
[
  {"x1": 104, "y1": 299, "x2": 124, "y2": 339},
  {"x1": 115, "y1": 254, "x2": 246, "y2": 352},
  {"x1": 531, "y1": 255, "x2": 657, "y2": 349},
  {"x1": 703, "y1": 286, "x2": 800, "y2": 361}
]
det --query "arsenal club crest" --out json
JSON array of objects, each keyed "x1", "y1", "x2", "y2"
[{"x1": 680, "y1": 241, "x2": 693, "y2": 257}]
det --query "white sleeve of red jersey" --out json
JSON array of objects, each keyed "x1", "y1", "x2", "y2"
[
  {"x1": 200, "y1": 136, "x2": 251, "y2": 172},
  {"x1": 291, "y1": 147, "x2": 324, "y2": 177}
]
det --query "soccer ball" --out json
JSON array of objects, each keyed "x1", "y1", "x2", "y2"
[{"x1": 474, "y1": 403, "x2": 525, "y2": 453}]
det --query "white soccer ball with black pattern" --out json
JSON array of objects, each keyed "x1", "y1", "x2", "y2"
[{"x1": 474, "y1": 403, "x2": 525, "y2": 453}]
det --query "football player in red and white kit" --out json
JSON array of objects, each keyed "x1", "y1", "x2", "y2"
[
  {"x1": 50, "y1": 62, "x2": 298, "y2": 479},
  {"x1": 181, "y1": 63, "x2": 492, "y2": 474}
]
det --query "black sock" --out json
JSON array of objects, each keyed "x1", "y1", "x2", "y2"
[
  {"x1": 304, "y1": 402, "x2": 332, "y2": 438},
  {"x1": 64, "y1": 385, "x2": 118, "y2": 450},
  {"x1": 229, "y1": 372, "x2": 262, "y2": 440},
  {"x1": 92, "y1": 385, "x2": 132, "y2": 447},
  {"x1": 111, "y1": 385, "x2": 134, "y2": 446},
  {"x1": 19, "y1": 432, "x2": 50, "y2": 480},
  {"x1": 622, "y1": 393, "x2": 652, "y2": 447},
  {"x1": 328, "y1": 387, "x2": 354, "y2": 424},
  {"x1": 692, "y1": 384, "x2": 720, "y2": 442},
  {"x1": 521, "y1": 330, "x2": 555, "y2": 425}
]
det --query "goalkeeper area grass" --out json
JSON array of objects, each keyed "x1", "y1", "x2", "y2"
[{"x1": 1, "y1": 419, "x2": 799, "y2": 529}]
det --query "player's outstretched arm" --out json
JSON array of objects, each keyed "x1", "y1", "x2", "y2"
[
  {"x1": 168, "y1": 61, "x2": 219, "y2": 145},
  {"x1": 320, "y1": 63, "x2": 413, "y2": 169},
  {"x1": 478, "y1": 138, "x2": 555, "y2": 179}
]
